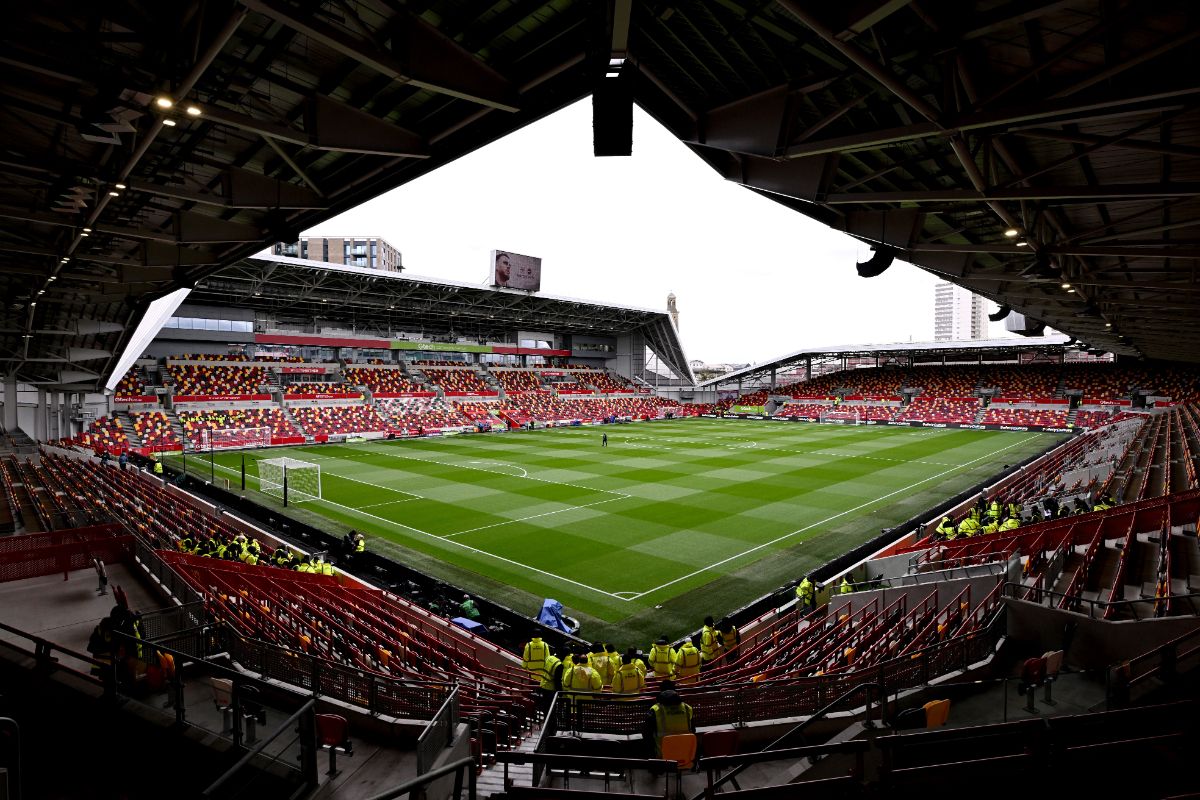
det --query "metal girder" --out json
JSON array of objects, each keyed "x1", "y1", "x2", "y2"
[
  {"x1": 824, "y1": 183, "x2": 1200, "y2": 204},
  {"x1": 695, "y1": 84, "x2": 791, "y2": 156},
  {"x1": 238, "y1": 0, "x2": 519, "y2": 112},
  {"x1": 783, "y1": 86, "x2": 1200, "y2": 158}
]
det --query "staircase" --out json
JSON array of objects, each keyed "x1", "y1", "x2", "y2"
[{"x1": 115, "y1": 410, "x2": 144, "y2": 448}]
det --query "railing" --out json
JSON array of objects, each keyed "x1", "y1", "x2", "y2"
[
  {"x1": 201, "y1": 699, "x2": 319, "y2": 798},
  {"x1": 689, "y1": 682, "x2": 882, "y2": 800},
  {"x1": 1122, "y1": 624, "x2": 1200, "y2": 690},
  {"x1": 698, "y1": 739, "x2": 871, "y2": 799},
  {"x1": 499, "y1": 752, "x2": 679, "y2": 796},
  {"x1": 362, "y1": 756, "x2": 477, "y2": 800},
  {"x1": 1003, "y1": 581, "x2": 1200, "y2": 618},
  {"x1": 0, "y1": 619, "x2": 105, "y2": 688},
  {"x1": 417, "y1": 686, "x2": 461, "y2": 775},
  {"x1": 552, "y1": 617, "x2": 1002, "y2": 736},
  {"x1": 531, "y1": 692, "x2": 560, "y2": 786}
]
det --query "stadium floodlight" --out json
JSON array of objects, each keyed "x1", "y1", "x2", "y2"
[
  {"x1": 259, "y1": 457, "x2": 321, "y2": 504},
  {"x1": 1003, "y1": 228, "x2": 1019, "y2": 237},
  {"x1": 855, "y1": 245, "x2": 896, "y2": 278}
]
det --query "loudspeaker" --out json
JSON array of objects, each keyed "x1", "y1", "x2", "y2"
[{"x1": 593, "y1": 81, "x2": 632, "y2": 156}]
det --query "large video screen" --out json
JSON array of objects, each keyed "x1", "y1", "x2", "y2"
[{"x1": 491, "y1": 250, "x2": 541, "y2": 291}]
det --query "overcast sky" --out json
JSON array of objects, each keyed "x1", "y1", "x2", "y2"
[{"x1": 303, "y1": 98, "x2": 1014, "y2": 365}]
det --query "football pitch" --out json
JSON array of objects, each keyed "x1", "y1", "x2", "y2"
[{"x1": 170, "y1": 419, "x2": 1061, "y2": 644}]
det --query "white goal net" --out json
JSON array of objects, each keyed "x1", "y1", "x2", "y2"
[
  {"x1": 819, "y1": 409, "x2": 861, "y2": 425},
  {"x1": 259, "y1": 457, "x2": 321, "y2": 503},
  {"x1": 198, "y1": 426, "x2": 271, "y2": 451}
]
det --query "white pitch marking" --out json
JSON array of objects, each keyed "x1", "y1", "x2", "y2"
[
  {"x1": 369, "y1": 445, "x2": 631, "y2": 499},
  {"x1": 275, "y1": 450, "x2": 424, "y2": 500},
  {"x1": 623, "y1": 434, "x2": 1045, "y2": 601},
  {"x1": 442, "y1": 495, "x2": 630, "y2": 538},
  {"x1": 359, "y1": 498, "x2": 419, "y2": 510},
  {"x1": 467, "y1": 460, "x2": 528, "y2": 478},
  {"x1": 202, "y1": 459, "x2": 628, "y2": 601}
]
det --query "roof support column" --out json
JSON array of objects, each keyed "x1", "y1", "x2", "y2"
[
  {"x1": 3, "y1": 375, "x2": 16, "y2": 433},
  {"x1": 35, "y1": 388, "x2": 47, "y2": 442}
]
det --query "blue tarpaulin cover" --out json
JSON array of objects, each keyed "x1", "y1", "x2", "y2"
[
  {"x1": 537, "y1": 599, "x2": 572, "y2": 632},
  {"x1": 451, "y1": 617, "x2": 488, "y2": 634}
]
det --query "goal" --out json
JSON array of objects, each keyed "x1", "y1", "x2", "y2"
[
  {"x1": 198, "y1": 426, "x2": 271, "y2": 451},
  {"x1": 259, "y1": 457, "x2": 322, "y2": 503},
  {"x1": 819, "y1": 409, "x2": 861, "y2": 425}
]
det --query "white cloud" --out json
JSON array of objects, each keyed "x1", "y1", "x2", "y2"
[{"x1": 305, "y1": 98, "x2": 1015, "y2": 364}]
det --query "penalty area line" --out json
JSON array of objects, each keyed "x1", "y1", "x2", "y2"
[{"x1": 203, "y1": 460, "x2": 630, "y2": 602}]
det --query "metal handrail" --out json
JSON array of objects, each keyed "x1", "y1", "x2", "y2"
[
  {"x1": 362, "y1": 756, "x2": 477, "y2": 800},
  {"x1": 201, "y1": 699, "x2": 317, "y2": 797},
  {"x1": 1003, "y1": 581, "x2": 1200, "y2": 617},
  {"x1": 688, "y1": 681, "x2": 883, "y2": 800},
  {"x1": 416, "y1": 685, "x2": 460, "y2": 775}
]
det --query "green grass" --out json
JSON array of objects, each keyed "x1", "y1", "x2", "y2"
[{"x1": 168, "y1": 419, "x2": 1061, "y2": 646}]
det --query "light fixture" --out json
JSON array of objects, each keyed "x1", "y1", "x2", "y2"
[
  {"x1": 80, "y1": 231, "x2": 89, "y2": 237},
  {"x1": 82, "y1": 227, "x2": 91, "y2": 232},
  {"x1": 605, "y1": 71, "x2": 620, "y2": 78},
  {"x1": 29, "y1": 302, "x2": 36, "y2": 307},
  {"x1": 856, "y1": 245, "x2": 896, "y2": 278},
  {"x1": 109, "y1": 191, "x2": 120, "y2": 197},
  {"x1": 185, "y1": 105, "x2": 201, "y2": 116},
  {"x1": 60, "y1": 257, "x2": 69, "y2": 263},
  {"x1": 162, "y1": 118, "x2": 177, "y2": 127},
  {"x1": 48, "y1": 275, "x2": 56, "y2": 281},
  {"x1": 1067, "y1": 288, "x2": 1076, "y2": 294},
  {"x1": 1004, "y1": 228, "x2": 1019, "y2": 237},
  {"x1": 1061, "y1": 282, "x2": 1071, "y2": 289},
  {"x1": 37, "y1": 289, "x2": 44, "y2": 295},
  {"x1": 155, "y1": 96, "x2": 173, "y2": 109},
  {"x1": 114, "y1": 183, "x2": 126, "y2": 190},
  {"x1": 1015, "y1": 240, "x2": 1028, "y2": 247}
]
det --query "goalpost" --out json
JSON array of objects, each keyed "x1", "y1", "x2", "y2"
[
  {"x1": 819, "y1": 408, "x2": 862, "y2": 425},
  {"x1": 198, "y1": 425, "x2": 272, "y2": 451},
  {"x1": 259, "y1": 457, "x2": 322, "y2": 504}
]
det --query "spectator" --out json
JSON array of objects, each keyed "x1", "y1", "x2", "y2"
[{"x1": 460, "y1": 594, "x2": 481, "y2": 620}]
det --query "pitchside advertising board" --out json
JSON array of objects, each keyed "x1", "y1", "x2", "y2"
[{"x1": 492, "y1": 250, "x2": 542, "y2": 291}]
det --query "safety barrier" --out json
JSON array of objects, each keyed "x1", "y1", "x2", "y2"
[{"x1": 550, "y1": 619, "x2": 1001, "y2": 736}]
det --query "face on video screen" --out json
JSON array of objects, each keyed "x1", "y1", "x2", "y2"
[{"x1": 492, "y1": 250, "x2": 541, "y2": 291}]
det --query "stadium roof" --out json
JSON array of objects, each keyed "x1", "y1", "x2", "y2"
[
  {"x1": 189, "y1": 254, "x2": 694, "y2": 381},
  {"x1": 3, "y1": 1, "x2": 1198, "y2": 389},
  {"x1": 698, "y1": 335, "x2": 1072, "y2": 387}
]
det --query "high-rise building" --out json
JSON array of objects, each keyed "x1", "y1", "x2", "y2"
[
  {"x1": 933, "y1": 281, "x2": 986, "y2": 341},
  {"x1": 273, "y1": 236, "x2": 402, "y2": 272}
]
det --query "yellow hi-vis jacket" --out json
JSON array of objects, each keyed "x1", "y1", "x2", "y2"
[
  {"x1": 676, "y1": 644, "x2": 701, "y2": 680},
  {"x1": 648, "y1": 643, "x2": 677, "y2": 678}
]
